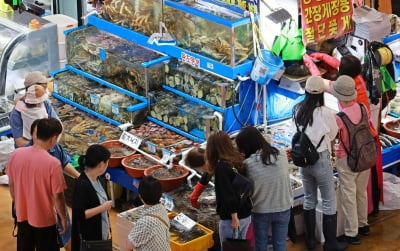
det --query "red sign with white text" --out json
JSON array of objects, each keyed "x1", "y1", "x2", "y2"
[{"x1": 300, "y1": 0, "x2": 354, "y2": 45}]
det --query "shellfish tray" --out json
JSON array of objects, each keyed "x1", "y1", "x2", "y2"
[
  {"x1": 164, "y1": 60, "x2": 237, "y2": 109},
  {"x1": 148, "y1": 90, "x2": 219, "y2": 141},
  {"x1": 51, "y1": 68, "x2": 148, "y2": 126}
]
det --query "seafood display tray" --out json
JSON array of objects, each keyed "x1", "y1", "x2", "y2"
[
  {"x1": 87, "y1": 15, "x2": 253, "y2": 80},
  {"x1": 164, "y1": 59, "x2": 237, "y2": 110},
  {"x1": 117, "y1": 208, "x2": 214, "y2": 251},
  {"x1": 163, "y1": 0, "x2": 253, "y2": 65},
  {"x1": 65, "y1": 25, "x2": 168, "y2": 97},
  {"x1": 128, "y1": 122, "x2": 194, "y2": 157},
  {"x1": 52, "y1": 101, "x2": 122, "y2": 156},
  {"x1": 51, "y1": 67, "x2": 148, "y2": 126},
  {"x1": 148, "y1": 90, "x2": 222, "y2": 142}
]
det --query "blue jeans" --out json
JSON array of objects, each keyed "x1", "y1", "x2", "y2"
[
  {"x1": 219, "y1": 215, "x2": 251, "y2": 250},
  {"x1": 57, "y1": 207, "x2": 72, "y2": 247},
  {"x1": 252, "y1": 209, "x2": 290, "y2": 251},
  {"x1": 300, "y1": 150, "x2": 336, "y2": 215}
]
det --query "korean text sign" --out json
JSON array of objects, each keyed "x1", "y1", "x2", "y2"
[{"x1": 300, "y1": 0, "x2": 353, "y2": 45}]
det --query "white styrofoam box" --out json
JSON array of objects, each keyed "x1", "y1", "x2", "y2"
[
  {"x1": 117, "y1": 207, "x2": 140, "y2": 251},
  {"x1": 58, "y1": 42, "x2": 66, "y2": 60},
  {"x1": 315, "y1": 208, "x2": 345, "y2": 243},
  {"x1": 43, "y1": 14, "x2": 78, "y2": 44},
  {"x1": 117, "y1": 220, "x2": 134, "y2": 251},
  {"x1": 291, "y1": 175, "x2": 304, "y2": 207},
  {"x1": 293, "y1": 209, "x2": 305, "y2": 236}
]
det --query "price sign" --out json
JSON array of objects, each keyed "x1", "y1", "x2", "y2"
[
  {"x1": 53, "y1": 83, "x2": 59, "y2": 93},
  {"x1": 160, "y1": 193, "x2": 175, "y2": 211},
  {"x1": 173, "y1": 212, "x2": 196, "y2": 230},
  {"x1": 161, "y1": 148, "x2": 172, "y2": 163},
  {"x1": 146, "y1": 141, "x2": 157, "y2": 154},
  {"x1": 181, "y1": 52, "x2": 200, "y2": 68},
  {"x1": 119, "y1": 131, "x2": 142, "y2": 150},
  {"x1": 132, "y1": 179, "x2": 140, "y2": 189},
  {"x1": 111, "y1": 103, "x2": 120, "y2": 115},
  {"x1": 90, "y1": 94, "x2": 99, "y2": 106},
  {"x1": 68, "y1": 93, "x2": 74, "y2": 101}
]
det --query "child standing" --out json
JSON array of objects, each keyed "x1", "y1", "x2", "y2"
[{"x1": 15, "y1": 84, "x2": 48, "y2": 141}]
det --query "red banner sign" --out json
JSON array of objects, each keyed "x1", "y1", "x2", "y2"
[{"x1": 300, "y1": 0, "x2": 354, "y2": 45}]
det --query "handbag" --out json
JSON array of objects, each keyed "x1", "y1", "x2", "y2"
[
  {"x1": 231, "y1": 167, "x2": 254, "y2": 206},
  {"x1": 222, "y1": 228, "x2": 252, "y2": 251},
  {"x1": 79, "y1": 207, "x2": 112, "y2": 251},
  {"x1": 80, "y1": 235, "x2": 112, "y2": 251}
]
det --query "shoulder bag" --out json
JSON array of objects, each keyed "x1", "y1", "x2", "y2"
[
  {"x1": 80, "y1": 236, "x2": 112, "y2": 251},
  {"x1": 79, "y1": 213, "x2": 112, "y2": 251},
  {"x1": 231, "y1": 167, "x2": 254, "y2": 206}
]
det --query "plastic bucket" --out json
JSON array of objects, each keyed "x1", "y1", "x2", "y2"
[{"x1": 250, "y1": 49, "x2": 283, "y2": 84}]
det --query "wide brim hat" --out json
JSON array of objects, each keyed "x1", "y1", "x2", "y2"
[
  {"x1": 330, "y1": 75, "x2": 356, "y2": 101},
  {"x1": 24, "y1": 71, "x2": 53, "y2": 88}
]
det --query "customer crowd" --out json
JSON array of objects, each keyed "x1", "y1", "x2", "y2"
[{"x1": 5, "y1": 70, "x2": 378, "y2": 251}]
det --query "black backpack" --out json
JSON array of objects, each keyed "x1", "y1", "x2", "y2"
[
  {"x1": 337, "y1": 103, "x2": 377, "y2": 172},
  {"x1": 291, "y1": 117, "x2": 325, "y2": 167}
]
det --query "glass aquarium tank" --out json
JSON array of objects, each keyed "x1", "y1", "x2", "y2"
[
  {"x1": 101, "y1": 0, "x2": 163, "y2": 37},
  {"x1": 163, "y1": 0, "x2": 254, "y2": 66},
  {"x1": 149, "y1": 90, "x2": 219, "y2": 140},
  {"x1": 53, "y1": 70, "x2": 145, "y2": 124},
  {"x1": 66, "y1": 26, "x2": 166, "y2": 96},
  {"x1": 0, "y1": 11, "x2": 58, "y2": 133},
  {"x1": 164, "y1": 60, "x2": 237, "y2": 108}
]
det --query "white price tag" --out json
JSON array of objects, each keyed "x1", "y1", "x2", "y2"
[
  {"x1": 53, "y1": 83, "x2": 59, "y2": 93},
  {"x1": 161, "y1": 148, "x2": 172, "y2": 163},
  {"x1": 119, "y1": 131, "x2": 142, "y2": 150},
  {"x1": 111, "y1": 103, "x2": 120, "y2": 115},
  {"x1": 146, "y1": 141, "x2": 157, "y2": 154},
  {"x1": 160, "y1": 194, "x2": 174, "y2": 211},
  {"x1": 90, "y1": 94, "x2": 99, "y2": 106},
  {"x1": 173, "y1": 212, "x2": 196, "y2": 230},
  {"x1": 68, "y1": 93, "x2": 74, "y2": 101},
  {"x1": 132, "y1": 179, "x2": 140, "y2": 188}
]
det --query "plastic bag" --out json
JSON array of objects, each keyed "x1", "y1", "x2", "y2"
[
  {"x1": 379, "y1": 172, "x2": 400, "y2": 210},
  {"x1": 271, "y1": 19, "x2": 306, "y2": 61},
  {"x1": 0, "y1": 138, "x2": 14, "y2": 172}
]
